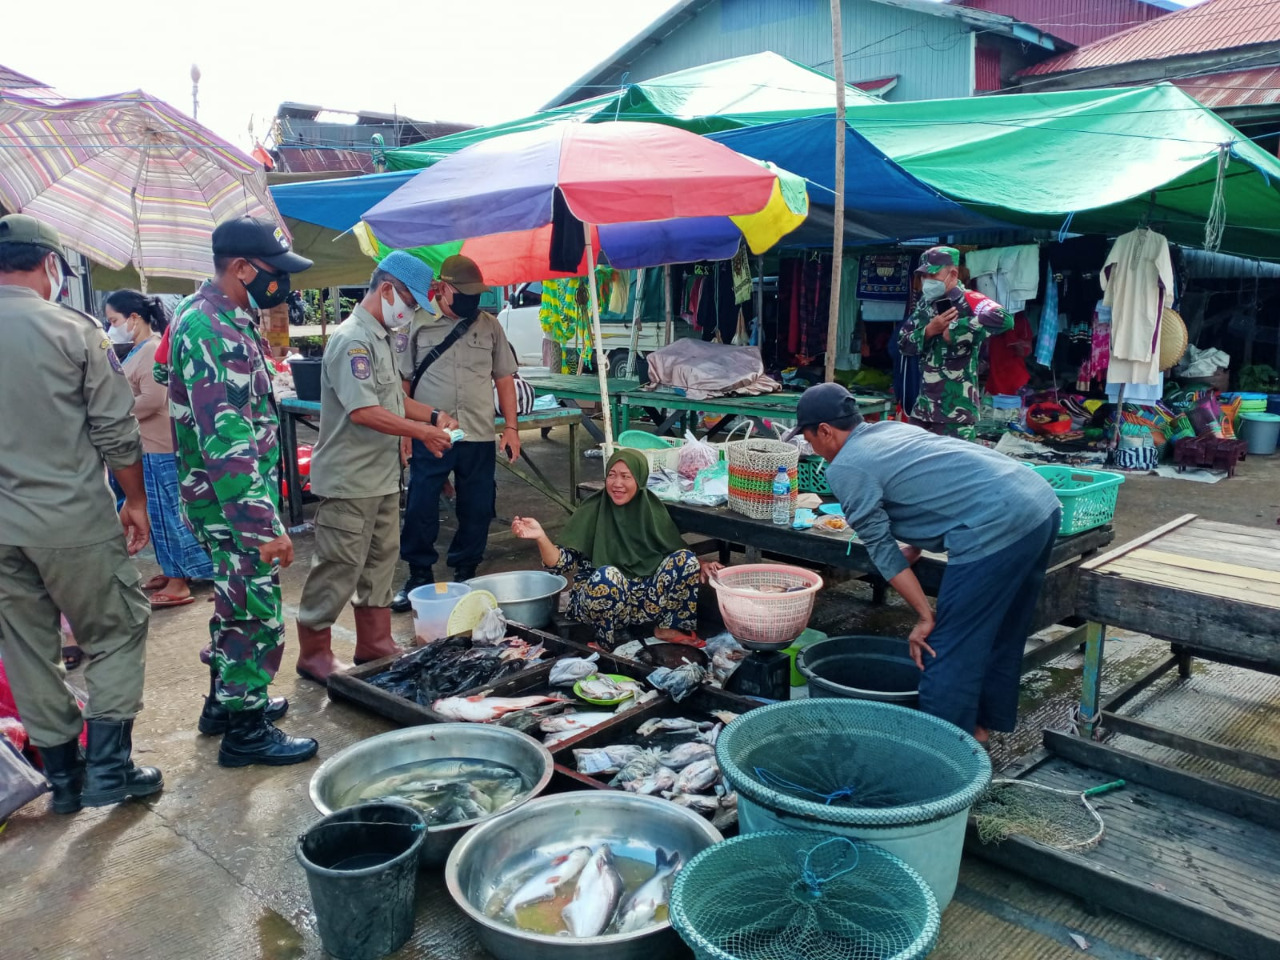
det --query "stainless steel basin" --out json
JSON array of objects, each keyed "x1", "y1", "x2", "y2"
[
  {"x1": 446, "y1": 792, "x2": 723, "y2": 960},
  {"x1": 309, "y1": 724, "x2": 553, "y2": 867},
  {"x1": 466, "y1": 571, "x2": 567, "y2": 628}
]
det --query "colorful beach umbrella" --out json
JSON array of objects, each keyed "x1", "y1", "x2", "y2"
[
  {"x1": 0, "y1": 90, "x2": 280, "y2": 287},
  {"x1": 361, "y1": 121, "x2": 808, "y2": 453}
]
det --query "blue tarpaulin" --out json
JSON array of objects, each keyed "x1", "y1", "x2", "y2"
[{"x1": 272, "y1": 170, "x2": 417, "y2": 232}]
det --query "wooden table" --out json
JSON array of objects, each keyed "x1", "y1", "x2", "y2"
[
  {"x1": 278, "y1": 398, "x2": 583, "y2": 527},
  {"x1": 620, "y1": 388, "x2": 895, "y2": 439},
  {"x1": 519, "y1": 374, "x2": 640, "y2": 442},
  {"x1": 1075, "y1": 514, "x2": 1280, "y2": 776}
]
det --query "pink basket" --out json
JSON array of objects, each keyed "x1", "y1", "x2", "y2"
[{"x1": 710, "y1": 564, "x2": 823, "y2": 648}]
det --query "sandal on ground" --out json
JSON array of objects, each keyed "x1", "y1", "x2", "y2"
[
  {"x1": 62, "y1": 645, "x2": 84, "y2": 669},
  {"x1": 141, "y1": 575, "x2": 169, "y2": 591},
  {"x1": 150, "y1": 593, "x2": 195, "y2": 609}
]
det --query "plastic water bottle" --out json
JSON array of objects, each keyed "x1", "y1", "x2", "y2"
[{"x1": 771, "y1": 466, "x2": 791, "y2": 526}]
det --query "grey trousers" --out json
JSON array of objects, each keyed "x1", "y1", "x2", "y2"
[
  {"x1": 298, "y1": 493, "x2": 401, "y2": 629},
  {"x1": 0, "y1": 537, "x2": 149, "y2": 747}
]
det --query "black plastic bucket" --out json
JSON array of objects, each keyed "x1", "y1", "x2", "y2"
[
  {"x1": 289, "y1": 358, "x2": 322, "y2": 402},
  {"x1": 798, "y1": 635, "x2": 919, "y2": 706},
  {"x1": 296, "y1": 802, "x2": 425, "y2": 960}
]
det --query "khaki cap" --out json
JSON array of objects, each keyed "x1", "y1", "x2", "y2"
[{"x1": 438, "y1": 255, "x2": 487, "y2": 294}]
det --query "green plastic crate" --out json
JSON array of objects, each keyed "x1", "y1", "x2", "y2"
[
  {"x1": 1031, "y1": 465, "x2": 1125, "y2": 536},
  {"x1": 796, "y1": 455, "x2": 832, "y2": 495}
]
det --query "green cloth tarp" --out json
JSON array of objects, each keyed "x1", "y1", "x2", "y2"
[
  {"x1": 384, "y1": 52, "x2": 881, "y2": 171},
  {"x1": 843, "y1": 84, "x2": 1280, "y2": 259}
]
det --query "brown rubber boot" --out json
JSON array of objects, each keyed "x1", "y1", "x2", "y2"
[
  {"x1": 353, "y1": 606, "x2": 401, "y2": 664},
  {"x1": 295, "y1": 621, "x2": 348, "y2": 684}
]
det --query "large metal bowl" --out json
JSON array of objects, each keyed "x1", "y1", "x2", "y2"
[
  {"x1": 466, "y1": 570, "x2": 567, "y2": 628},
  {"x1": 309, "y1": 724, "x2": 554, "y2": 867},
  {"x1": 446, "y1": 792, "x2": 723, "y2": 960}
]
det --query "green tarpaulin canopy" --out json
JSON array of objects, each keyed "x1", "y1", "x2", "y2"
[
  {"x1": 843, "y1": 84, "x2": 1280, "y2": 258},
  {"x1": 384, "y1": 52, "x2": 881, "y2": 171}
]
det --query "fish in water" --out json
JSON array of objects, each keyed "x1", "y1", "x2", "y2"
[
  {"x1": 615, "y1": 848, "x2": 683, "y2": 934},
  {"x1": 636, "y1": 717, "x2": 713, "y2": 738},
  {"x1": 432, "y1": 694, "x2": 565, "y2": 722},
  {"x1": 562, "y1": 845, "x2": 624, "y2": 938},
  {"x1": 674, "y1": 758, "x2": 720, "y2": 794},
  {"x1": 502, "y1": 846, "x2": 592, "y2": 917},
  {"x1": 353, "y1": 757, "x2": 531, "y2": 826},
  {"x1": 657, "y1": 742, "x2": 714, "y2": 770},
  {"x1": 663, "y1": 793, "x2": 721, "y2": 815},
  {"x1": 624, "y1": 766, "x2": 678, "y2": 796}
]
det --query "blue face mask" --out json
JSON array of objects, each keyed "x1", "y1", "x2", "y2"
[{"x1": 921, "y1": 278, "x2": 947, "y2": 302}]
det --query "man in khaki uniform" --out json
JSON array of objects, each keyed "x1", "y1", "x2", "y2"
[
  {"x1": 295, "y1": 252, "x2": 457, "y2": 681},
  {"x1": 392, "y1": 255, "x2": 520, "y2": 609},
  {"x1": 0, "y1": 214, "x2": 162, "y2": 813}
]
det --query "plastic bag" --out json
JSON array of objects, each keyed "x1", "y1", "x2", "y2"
[
  {"x1": 471, "y1": 605, "x2": 508, "y2": 645},
  {"x1": 549, "y1": 653, "x2": 600, "y2": 686},
  {"x1": 647, "y1": 467, "x2": 686, "y2": 501},
  {"x1": 0, "y1": 736, "x2": 48, "y2": 820},
  {"x1": 647, "y1": 662, "x2": 708, "y2": 702},
  {"x1": 685, "y1": 461, "x2": 729, "y2": 506},
  {"x1": 678, "y1": 431, "x2": 719, "y2": 481}
]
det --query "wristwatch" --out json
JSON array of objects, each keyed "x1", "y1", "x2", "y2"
[{"x1": 429, "y1": 410, "x2": 439, "y2": 426}]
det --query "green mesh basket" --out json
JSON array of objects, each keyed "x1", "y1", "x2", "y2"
[
  {"x1": 670, "y1": 833, "x2": 940, "y2": 960},
  {"x1": 1030, "y1": 465, "x2": 1124, "y2": 536},
  {"x1": 716, "y1": 699, "x2": 990, "y2": 828},
  {"x1": 796, "y1": 456, "x2": 832, "y2": 495}
]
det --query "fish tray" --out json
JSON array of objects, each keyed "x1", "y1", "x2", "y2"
[
  {"x1": 326, "y1": 624, "x2": 648, "y2": 727},
  {"x1": 546, "y1": 685, "x2": 762, "y2": 835}
]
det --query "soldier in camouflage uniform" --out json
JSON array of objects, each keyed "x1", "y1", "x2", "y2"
[
  {"x1": 167, "y1": 217, "x2": 317, "y2": 767},
  {"x1": 897, "y1": 246, "x2": 1013, "y2": 442}
]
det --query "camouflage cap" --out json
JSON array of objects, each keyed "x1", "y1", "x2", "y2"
[{"x1": 914, "y1": 246, "x2": 961, "y2": 275}]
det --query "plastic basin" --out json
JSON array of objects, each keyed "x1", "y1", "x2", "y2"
[
  {"x1": 1240, "y1": 412, "x2": 1280, "y2": 456},
  {"x1": 798, "y1": 635, "x2": 919, "y2": 706},
  {"x1": 408, "y1": 582, "x2": 472, "y2": 643}
]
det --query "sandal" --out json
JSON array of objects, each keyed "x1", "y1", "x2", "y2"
[
  {"x1": 62, "y1": 645, "x2": 84, "y2": 670},
  {"x1": 150, "y1": 593, "x2": 195, "y2": 609},
  {"x1": 656, "y1": 631, "x2": 705, "y2": 648},
  {"x1": 142, "y1": 575, "x2": 169, "y2": 591}
]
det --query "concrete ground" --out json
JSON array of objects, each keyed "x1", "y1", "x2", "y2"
[{"x1": 3, "y1": 424, "x2": 1277, "y2": 960}]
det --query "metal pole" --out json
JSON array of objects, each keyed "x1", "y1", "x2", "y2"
[
  {"x1": 663, "y1": 265, "x2": 673, "y2": 347},
  {"x1": 583, "y1": 222, "x2": 615, "y2": 456},
  {"x1": 624, "y1": 268, "x2": 644, "y2": 379},
  {"x1": 754, "y1": 255, "x2": 765, "y2": 349},
  {"x1": 825, "y1": 0, "x2": 847, "y2": 384}
]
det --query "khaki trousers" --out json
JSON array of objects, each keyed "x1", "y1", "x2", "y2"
[
  {"x1": 0, "y1": 537, "x2": 149, "y2": 747},
  {"x1": 297, "y1": 493, "x2": 401, "y2": 629}
]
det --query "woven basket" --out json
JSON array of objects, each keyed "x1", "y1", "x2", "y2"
[
  {"x1": 727, "y1": 439, "x2": 799, "y2": 520},
  {"x1": 1159, "y1": 308, "x2": 1188, "y2": 371}
]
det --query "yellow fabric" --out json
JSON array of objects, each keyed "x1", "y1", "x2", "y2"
[{"x1": 730, "y1": 178, "x2": 809, "y2": 255}]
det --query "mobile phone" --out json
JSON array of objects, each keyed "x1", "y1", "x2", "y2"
[{"x1": 932, "y1": 297, "x2": 954, "y2": 314}]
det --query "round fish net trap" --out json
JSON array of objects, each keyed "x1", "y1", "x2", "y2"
[
  {"x1": 670, "y1": 833, "x2": 940, "y2": 960},
  {"x1": 716, "y1": 700, "x2": 991, "y2": 827},
  {"x1": 971, "y1": 778, "x2": 1126, "y2": 850}
]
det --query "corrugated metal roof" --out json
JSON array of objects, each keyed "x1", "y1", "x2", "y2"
[
  {"x1": 1023, "y1": 0, "x2": 1280, "y2": 75},
  {"x1": 1174, "y1": 65, "x2": 1280, "y2": 108},
  {"x1": 954, "y1": 0, "x2": 1168, "y2": 48}
]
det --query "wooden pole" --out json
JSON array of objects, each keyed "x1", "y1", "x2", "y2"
[
  {"x1": 825, "y1": 0, "x2": 847, "y2": 384},
  {"x1": 663, "y1": 265, "x2": 673, "y2": 347},
  {"x1": 584, "y1": 223, "x2": 615, "y2": 456}
]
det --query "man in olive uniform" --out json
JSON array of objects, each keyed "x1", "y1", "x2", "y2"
[
  {"x1": 295, "y1": 252, "x2": 456, "y2": 682},
  {"x1": 168, "y1": 216, "x2": 316, "y2": 767},
  {"x1": 0, "y1": 213, "x2": 162, "y2": 813},
  {"x1": 897, "y1": 246, "x2": 1013, "y2": 441},
  {"x1": 392, "y1": 255, "x2": 521, "y2": 609}
]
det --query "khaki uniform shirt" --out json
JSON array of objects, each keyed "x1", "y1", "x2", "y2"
[
  {"x1": 0, "y1": 285, "x2": 142, "y2": 547},
  {"x1": 311, "y1": 305, "x2": 404, "y2": 499},
  {"x1": 395, "y1": 309, "x2": 518, "y2": 440}
]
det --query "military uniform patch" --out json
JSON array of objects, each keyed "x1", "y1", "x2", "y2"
[
  {"x1": 102, "y1": 337, "x2": 124, "y2": 374},
  {"x1": 350, "y1": 355, "x2": 372, "y2": 380},
  {"x1": 347, "y1": 346, "x2": 370, "y2": 357},
  {"x1": 394, "y1": 332, "x2": 409, "y2": 354}
]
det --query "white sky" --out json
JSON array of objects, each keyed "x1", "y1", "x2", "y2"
[{"x1": 5, "y1": 0, "x2": 678, "y2": 149}]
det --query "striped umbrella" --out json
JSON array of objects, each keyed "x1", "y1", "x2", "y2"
[{"x1": 0, "y1": 90, "x2": 279, "y2": 288}]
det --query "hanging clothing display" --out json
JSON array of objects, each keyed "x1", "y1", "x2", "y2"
[
  {"x1": 856, "y1": 254, "x2": 912, "y2": 301},
  {"x1": 835, "y1": 257, "x2": 860, "y2": 371},
  {"x1": 777, "y1": 254, "x2": 832, "y2": 359},
  {"x1": 1045, "y1": 236, "x2": 1107, "y2": 326},
  {"x1": 731, "y1": 244, "x2": 752, "y2": 305},
  {"x1": 861, "y1": 301, "x2": 906, "y2": 321},
  {"x1": 986, "y1": 312, "x2": 1033, "y2": 396},
  {"x1": 1034, "y1": 260, "x2": 1060, "y2": 367},
  {"x1": 1074, "y1": 302, "x2": 1112, "y2": 390},
  {"x1": 538, "y1": 267, "x2": 619, "y2": 372},
  {"x1": 1103, "y1": 227, "x2": 1173, "y2": 388},
  {"x1": 963, "y1": 245, "x2": 1039, "y2": 313}
]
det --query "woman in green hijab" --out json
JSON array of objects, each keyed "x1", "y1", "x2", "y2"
[{"x1": 512, "y1": 449, "x2": 720, "y2": 647}]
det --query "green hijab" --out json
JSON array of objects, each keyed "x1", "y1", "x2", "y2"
[{"x1": 559, "y1": 448, "x2": 686, "y2": 579}]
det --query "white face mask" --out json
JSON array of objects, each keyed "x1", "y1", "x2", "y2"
[
  {"x1": 384, "y1": 287, "x2": 416, "y2": 327},
  {"x1": 107, "y1": 322, "x2": 134, "y2": 344},
  {"x1": 921, "y1": 278, "x2": 947, "y2": 302},
  {"x1": 45, "y1": 257, "x2": 64, "y2": 303}
]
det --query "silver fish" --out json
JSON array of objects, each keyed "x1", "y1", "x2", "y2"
[
  {"x1": 615, "y1": 848, "x2": 683, "y2": 934},
  {"x1": 577, "y1": 676, "x2": 643, "y2": 702},
  {"x1": 502, "y1": 846, "x2": 592, "y2": 917},
  {"x1": 432, "y1": 695, "x2": 565, "y2": 722},
  {"x1": 674, "y1": 758, "x2": 720, "y2": 794},
  {"x1": 663, "y1": 793, "x2": 721, "y2": 815},
  {"x1": 710, "y1": 711, "x2": 739, "y2": 725},
  {"x1": 658, "y1": 742, "x2": 714, "y2": 770},
  {"x1": 608, "y1": 750, "x2": 664, "y2": 787},
  {"x1": 636, "y1": 717, "x2": 713, "y2": 738},
  {"x1": 540, "y1": 711, "x2": 615, "y2": 734},
  {"x1": 562, "y1": 845, "x2": 624, "y2": 938},
  {"x1": 696, "y1": 722, "x2": 724, "y2": 746},
  {"x1": 624, "y1": 767, "x2": 678, "y2": 796}
]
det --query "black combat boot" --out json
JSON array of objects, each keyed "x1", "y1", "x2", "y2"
[
  {"x1": 453, "y1": 566, "x2": 477, "y2": 584},
  {"x1": 391, "y1": 568, "x2": 433, "y2": 613},
  {"x1": 40, "y1": 739, "x2": 85, "y2": 814},
  {"x1": 198, "y1": 669, "x2": 288, "y2": 736},
  {"x1": 81, "y1": 719, "x2": 164, "y2": 807},
  {"x1": 217, "y1": 708, "x2": 318, "y2": 768}
]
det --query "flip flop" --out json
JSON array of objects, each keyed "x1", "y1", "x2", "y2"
[
  {"x1": 142, "y1": 575, "x2": 169, "y2": 591},
  {"x1": 657, "y1": 631, "x2": 706, "y2": 648},
  {"x1": 150, "y1": 593, "x2": 195, "y2": 609},
  {"x1": 62, "y1": 645, "x2": 84, "y2": 670}
]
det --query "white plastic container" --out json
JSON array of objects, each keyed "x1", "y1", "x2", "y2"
[{"x1": 408, "y1": 583, "x2": 472, "y2": 643}]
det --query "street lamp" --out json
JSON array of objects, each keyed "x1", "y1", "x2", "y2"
[{"x1": 190, "y1": 64, "x2": 201, "y2": 120}]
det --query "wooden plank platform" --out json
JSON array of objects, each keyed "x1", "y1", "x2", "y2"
[{"x1": 967, "y1": 734, "x2": 1280, "y2": 960}]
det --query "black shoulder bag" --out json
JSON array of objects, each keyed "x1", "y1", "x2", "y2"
[{"x1": 409, "y1": 315, "x2": 476, "y2": 397}]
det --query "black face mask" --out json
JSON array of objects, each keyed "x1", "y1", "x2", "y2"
[
  {"x1": 243, "y1": 265, "x2": 291, "y2": 310},
  {"x1": 448, "y1": 291, "x2": 482, "y2": 320}
]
